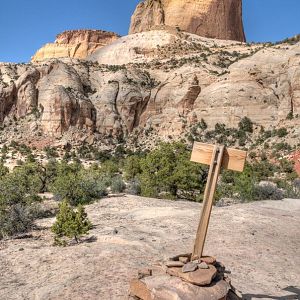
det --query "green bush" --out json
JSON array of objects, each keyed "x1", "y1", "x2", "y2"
[
  {"x1": 44, "y1": 146, "x2": 59, "y2": 159},
  {"x1": 52, "y1": 200, "x2": 92, "y2": 245},
  {"x1": 99, "y1": 160, "x2": 120, "y2": 177},
  {"x1": 199, "y1": 118, "x2": 208, "y2": 130},
  {"x1": 0, "y1": 165, "x2": 41, "y2": 206},
  {"x1": 276, "y1": 127, "x2": 288, "y2": 138},
  {"x1": 111, "y1": 176, "x2": 126, "y2": 193},
  {"x1": 139, "y1": 142, "x2": 206, "y2": 201},
  {"x1": 123, "y1": 156, "x2": 142, "y2": 181},
  {"x1": 233, "y1": 165, "x2": 257, "y2": 202},
  {"x1": 0, "y1": 163, "x2": 42, "y2": 239},
  {"x1": 0, "y1": 204, "x2": 36, "y2": 239},
  {"x1": 238, "y1": 117, "x2": 253, "y2": 133},
  {"x1": 254, "y1": 183, "x2": 284, "y2": 200},
  {"x1": 49, "y1": 162, "x2": 108, "y2": 205},
  {"x1": 0, "y1": 163, "x2": 8, "y2": 178},
  {"x1": 50, "y1": 166, "x2": 107, "y2": 206},
  {"x1": 127, "y1": 178, "x2": 141, "y2": 195}
]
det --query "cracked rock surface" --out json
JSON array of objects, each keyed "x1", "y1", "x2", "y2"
[{"x1": 0, "y1": 196, "x2": 299, "y2": 299}]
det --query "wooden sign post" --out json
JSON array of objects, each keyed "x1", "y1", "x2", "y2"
[{"x1": 190, "y1": 142, "x2": 247, "y2": 260}]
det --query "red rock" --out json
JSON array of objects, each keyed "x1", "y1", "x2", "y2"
[
  {"x1": 179, "y1": 256, "x2": 190, "y2": 264},
  {"x1": 167, "y1": 265, "x2": 217, "y2": 286},
  {"x1": 165, "y1": 261, "x2": 184, "y2": 267},
  {"x1": 130, "y1": 274, "x2": 230, "y2": 300},
  {"x1": 201, "y1": 256, "x2": 217, "y2": 265}
]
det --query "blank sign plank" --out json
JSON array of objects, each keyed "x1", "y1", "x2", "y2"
[{"x1": 190, "y1": 142, "x2": 247, "y2": 172}]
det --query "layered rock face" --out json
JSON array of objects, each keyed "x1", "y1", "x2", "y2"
[
  {"x1": 129, "y1": 0, "x2": 246, "y2": 42},
  {"x1": 1, "y1": 30, "x2": 299, "y2": 145},
  {"x1": 31, "y1": 30, "x2": 119, "y2": 62}
]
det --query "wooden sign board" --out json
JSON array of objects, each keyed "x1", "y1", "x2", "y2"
[
  {"x1": 190, "y1": 142, "x2": 247, "y2": 260},
  {"x1": 191, "y1": 142, "x2": 247, "y2": 172}
]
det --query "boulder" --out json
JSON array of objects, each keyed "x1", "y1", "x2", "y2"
[{"x1": 130, "y1": 274, "x2": 230, "y2": 300}]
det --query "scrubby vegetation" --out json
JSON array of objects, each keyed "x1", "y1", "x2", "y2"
[
  {"x1": 0, "y1": 137, "x2": 299, "y2": 241},
  {"x1": 52, "y1": 200, "x2": 92, "y2": 246}
]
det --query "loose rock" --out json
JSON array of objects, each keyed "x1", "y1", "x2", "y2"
[
  {"x1": 165, "y1": 261, "x2": 184, "y2": 268},
  {"x1": 198, "y1": 262, "x2": 209, "y2": 269},
  {"x1": 179, "y1": 256, "x2": 189, "y2": 264},
  {"x1": 201, "y1": 256, "x2": 216, "y2": 265},
  {"x1": 167, "y1": 265, "x2": 217, "y2": 286},
  {"x1": 182, "y1": 262, "x2": 198, "y2": 273}
]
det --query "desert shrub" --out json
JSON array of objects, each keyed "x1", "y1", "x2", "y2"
[
  {"x1": 52, "y1": 200, "x2": 92, "y2": 245},
  {"x1": 139, "y1": 142, "x2": 206, "y2": 201},
  {"x1": 233, "y1": 165, "x2": 257, "y2": 202},
  {"x1": 0, "y1": 163, "x2": 8, "y2": 178},
  {"x1": 292, "y1": 179, "x2": 300, "y2": 198},
  {"x1": 294, "y1": 179, "x2": 300, "y2": 191},
  {"x1": 114, "y1": 145, "x2": 127, "y2": 158},
  {"x1": 94, "y1": 150, "x2": 112, "y2": 162},
  {"x1": 220, "y1": 169, "x2": 236, "y2": 184},
  {"x1": 279, "y1": 158, "x2": 295, "y2": 174},
  {"x1": 217, "y1": 158, "x2": 298, "y2": 202},
  {"x1": 199, "y1": 118, "x2": 208, "y2": 130},
  {"x1": 99, "y1": 160, "x2": 120, "y2": 177},
  {"x1": 238, "y1": 117, "x2": 253, "y2": 133},
  {"x1": 36, "y1": 160, "x2": 59, "y2": 193},
  {"x1": 44, "y1": 146, "x2": 59, "y2": 158},
  {"x1": 123, "y1": 156, "x2": 142, "y2": 180},
  {"x1": 254, "y1": 182, "x2": 284, "y2": 200},
  {"x1": 127, "y1": 178, "x2": 141, "y2": 195},
  {"x1": 280, "y1": 179, "x2": 300, "y2": 199},
  {"x1": 0, "y1": 164, "x2": 42, "y2": 239},
  {"x1": 0, "y1": 166, "x2": 41, "y2": 206},
  {"x1": 50, "y1": 167, "x2": 107, "y2": 206},
  {"x1": 215, "y1": 123, "x2": 226, "y2": 135},
  {"x1": 0, "y1": 204, "x2": 36, "y2": 239},
  {"x1": 274, "y1": 142, "x2": 291, "y2": 151},
  {"x1": 110, "y1": 176, "x2": 126, "y2": 193},
  {"x1": 286, "y1": 112, "x2": 293, "y2": 120},
  {"x1": 215, "y1": 182, "x2": 235, "y2": 201},
  {"x1": 276, "y1": 127, "x2": 288, "y2": 137}
]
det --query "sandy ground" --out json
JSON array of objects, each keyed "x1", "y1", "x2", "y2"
[{"x1": 0, "y1": 196, "x2": 299, "y2": 300}]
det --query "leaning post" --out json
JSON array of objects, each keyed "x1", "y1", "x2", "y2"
[{"x1": 190, "y1": 142, "x2": 247, "y2": 260}]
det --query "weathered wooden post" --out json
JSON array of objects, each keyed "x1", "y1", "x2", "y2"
[
  {"x1": 129, "y1": 142, "x2": 247, "y2": 299},
  {"x1": 190, "y1": 142, "x2": 247, "y2": 260}
]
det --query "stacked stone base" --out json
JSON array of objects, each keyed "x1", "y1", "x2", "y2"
[{"x1": 129, "y1": 254, "x2": 241, "y2": 300}]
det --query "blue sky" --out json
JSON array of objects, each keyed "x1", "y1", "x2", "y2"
[{"x1": 0, "y1": 0, "x2": 299, "y2": 63}]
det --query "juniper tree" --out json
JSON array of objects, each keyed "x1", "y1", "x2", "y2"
[{"x1": 52, "y1": 200, "x2": 92, "y2": 245}]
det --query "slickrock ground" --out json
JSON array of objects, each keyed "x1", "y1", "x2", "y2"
[
  {"x1": 0, "y1": 196, "x2": 299, "y2": 300},
  {"x1": 129, "y1": 0, "x2": 245, "y2": 42}
]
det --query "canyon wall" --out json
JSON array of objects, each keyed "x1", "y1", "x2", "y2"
[{"x1": 129, "y1": 0, "x2": 245, "y2": 42}]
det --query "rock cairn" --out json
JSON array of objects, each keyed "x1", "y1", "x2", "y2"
[{"x1": 130, "y1": 254, "x2": 242, "y2": 299}]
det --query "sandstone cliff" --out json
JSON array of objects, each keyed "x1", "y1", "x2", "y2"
[
  {"x1": 1, "y1": 30, "x2": 299, "y2": 148},
  {"x1": 129, "y1": 0, "x2": 245, "y2": 42},
  {"x1": 31, "y1": 30, "x2": 119, "y2": 62}
]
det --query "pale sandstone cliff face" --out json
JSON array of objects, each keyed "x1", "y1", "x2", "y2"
[
  {"x1": 31, "y1": 30, "x2": 119, "y2": 62},
  {"x1": 0, "y1": 31, "x2": 299, "y2": 146},
  {"x1": 129, "y1": 0, "x2": 245, "y2": 42}
]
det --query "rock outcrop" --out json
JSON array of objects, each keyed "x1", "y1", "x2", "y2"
[
  {"x1": 129, "y1": 0, "x2": 246, "y2": 42},
  {"x1": 1, "y1": 30, "x2": 299, "y2": 146},
  {"x1": 1, "y1": 196, "x2": 300, "y2": 299},
  {"x1": 32, "y1": 30, "x2": 119, "y2": 62}
]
